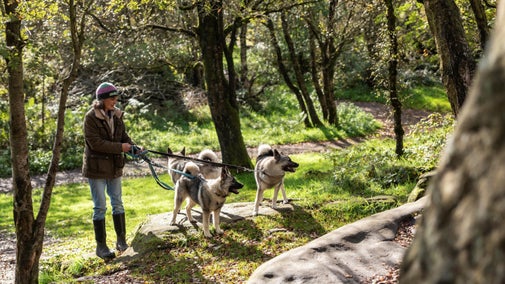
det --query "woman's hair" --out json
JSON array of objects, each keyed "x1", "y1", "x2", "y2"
[{"x1": 93, "y1": 100, "x2": 104, "y2": 109}]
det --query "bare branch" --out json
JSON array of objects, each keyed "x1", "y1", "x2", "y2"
[
  {"x1": 142, "y1": 23, "x2": 197, "y2": 38},
  {"x1": 89, "y1": 12, "x2": 112, "y2": 33},
  {"x1": 261, "y1": 0, "x2": 319, "y2": 15}
]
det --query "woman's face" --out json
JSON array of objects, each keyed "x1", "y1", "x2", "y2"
[{"x1": 103, "y1": 96, "x2": 119, "y2": 111}]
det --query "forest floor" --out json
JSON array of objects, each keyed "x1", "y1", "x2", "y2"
[{"x1": 0, "y1": 101, "x2": 432, "y2": 283}]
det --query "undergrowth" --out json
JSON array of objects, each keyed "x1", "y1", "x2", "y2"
[
  {"x1": 24, "y1": 112, "x2": 455, "y2": 283},
  {"x1": 0, "y1": 84, "x2": 448, "y2": 178},
  {"x1": 0, "y1": 83, "x2": 455, "y2": 282}
]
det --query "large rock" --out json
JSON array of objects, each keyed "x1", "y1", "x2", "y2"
[
  {"x1": 118, "y1": 198, "x2": 426, "y2": 283},
  {"x1": 247, "y1": 197, "x2": 427, "y2": 284},
  {"x1": 119, "y1": 202, "x2": 294, "y2": 259}
]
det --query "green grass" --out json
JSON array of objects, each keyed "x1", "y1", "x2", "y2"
[
  {"x1": 402, "y1": 85, "x2": 451, "y2": 112},
  {"x1": 1, "y1": 84, "x2": 455, "y2": 282},
  {"x1": 338, "y1": 84, "x2": 451, "y2": 113},
  {"x1": 0, "y1": 84, "x2": 450, "y2": 178},
  {"x1": 127, "y1": 90, "x2": 381, "y2": 156},
  {"x1": 0, "y1": 111, "x2": 454, "y2": 283}
]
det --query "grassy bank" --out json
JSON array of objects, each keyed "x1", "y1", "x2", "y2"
[
  {"x1": 0, "y1": 85, "x2": 454, "y2": 282},
  {"x1": 0, "y1": 115, "x2": 453, "y2": 283}
]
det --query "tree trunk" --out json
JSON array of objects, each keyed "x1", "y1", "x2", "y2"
[
  {"x1": 321, "y1": 0, "x2": 339, "y2": 126},
  {"x1": 385, "y1": 0, "x2": 404, "y2": 157},
  {"x1": 40, "y1": 0, "x2": 86, "y2": 229},
  {"x1": 422, "y1": 0, "x2": 476, "y2": 117},
  {"x1": 280, "y1": 13, "x2": 323, "y2": 127},
  {"x1": 305, "y1": 0, "x2": 346, "y2": 127},
  {"x1": 239, "y1": 24, "x2": 252, "y2": 99},
  {"x1": 308, "y1": 32, "x2": 327, "y2": 120},
  {"x1": 321, "y1": 56, "x2": 338, "y2": 126},
  {"x1": 4, "y1": 0, "x2": 39, "y2": 282},
  {"x1": 3, "y1": 2, "x2": 87, "y2": 282},
  {"x1": 400, "y1": 3, "x2": 505, "y2": 283},
  {"x1": 197, "y1": 0, "x2": 252, "y2": 169},
  {"x1": 265, "y1": 18, "x2": 312, "y2": 128},
  {"x1": 468, "y1": 0, "x2": 490, "y2": 52}
]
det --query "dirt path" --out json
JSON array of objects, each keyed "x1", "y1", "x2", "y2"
[{"x1": 0, "y1": 101, "x2": 432, "y2": 283}]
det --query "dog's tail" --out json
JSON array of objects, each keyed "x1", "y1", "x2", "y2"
[
  {"x1": 257, "y1": 144, "x2": 273, "y2": 159},
  {"x1": 183, "y1": 161, "x2": 200, "y2": 177},
  {"x1": 198, "y1": 149, "x2": 220, "y2": 163}
]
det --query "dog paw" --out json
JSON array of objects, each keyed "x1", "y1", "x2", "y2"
[
  {"x1": 215, "y1": 229, "x2": 223, "y2": 235},
  {"x1": 282, "y1": 200, "x2": 290, "y2": 204},
  {"x1": 204, "y1": 232, "x2": 212, "y2": 238},
  {"x1": 252, "y1": 211, "x2": 259, "y2": 216}
]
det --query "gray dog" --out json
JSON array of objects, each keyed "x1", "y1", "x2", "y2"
[
  {"x1": 253, "y1": 144, "x2": 299, "y2": 216},
  {"x1": 170, "y1": 162, "x2": 243, "y2": 237},
  {"x1": 167, "y1": 147, "x2": 187, "y2": 184},
  {"x1": 167, "y1": 147, "x2": 221, "y2": 184}
]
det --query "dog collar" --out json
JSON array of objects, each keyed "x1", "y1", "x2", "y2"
[{"x1": 260, "y1": 170, "x2": 285, "y2": 178}]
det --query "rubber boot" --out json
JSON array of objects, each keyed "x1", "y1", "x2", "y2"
[
  {"x1": 113, "y1": 213, "x2": 129, "y2": 252},
  {"x1": 93, "y1": 219, "x2": 115, "y2": 260}
]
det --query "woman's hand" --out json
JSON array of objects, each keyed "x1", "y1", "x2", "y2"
[{"x1": 122, "y1": 143, "x2": 132, "y2": 153}]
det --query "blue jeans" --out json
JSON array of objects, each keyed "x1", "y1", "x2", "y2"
[{"x1": 88, "y1": 178, "x2": 124, "y2": 221}]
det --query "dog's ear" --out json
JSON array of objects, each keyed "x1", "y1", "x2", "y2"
[
  {"x1": 221, "y1": 166, "x2": 229, "y2": 178},
  {"x1": 273, "y1": 149, "x2": 281, "y2": 161},
  {"x1": 167, "y1": 147, "x2": 173, "y2": 154},
  {"x1": 181, "y1": 147, "x2": 186, "y2": 156}
]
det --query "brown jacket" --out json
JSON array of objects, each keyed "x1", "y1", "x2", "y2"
[{"x1": 82, "y1": 104, "x2": 133, "y2": 179}]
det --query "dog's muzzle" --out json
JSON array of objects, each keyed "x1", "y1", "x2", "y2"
[
  {"x1": 229, "y1": 181, "x2": 243, "y2": 194},
  {"x1": 283, "y1": 162, "x2": 299, "y2": 172}
]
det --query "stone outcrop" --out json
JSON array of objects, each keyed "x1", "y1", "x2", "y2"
[
  {"x1": 247, "y1": 197, "x2": 426, "y2": 283},
  {"x1": 119, "y1": 198, "x2": 426, "y2": 283}
]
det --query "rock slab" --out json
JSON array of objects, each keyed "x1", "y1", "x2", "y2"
[
  {"x1": 247, "y1": 197, "x2": 427, "y2": 284},
  {"x1": 120, "y1": 202, "x2": 294, "y2": 258}
]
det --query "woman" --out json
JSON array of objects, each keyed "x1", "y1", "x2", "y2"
[{"x1": 82, "y1": 82, "x2": 140, "y2": 260}]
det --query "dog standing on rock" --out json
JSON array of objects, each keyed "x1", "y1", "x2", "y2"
[
  {"x1": 170, "y1": 162, "x2": 243, "y2": 237},
  {"x1": 253, "y1": 144, "x2": 299, "y2": 216}
]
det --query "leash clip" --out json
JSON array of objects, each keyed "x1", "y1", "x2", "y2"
[{"x1": 127, "y1": 145, "x2": 148, "y2": 159}]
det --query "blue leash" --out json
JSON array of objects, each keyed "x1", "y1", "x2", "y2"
[{"x1": 126, "y1": 146, "x2": 194, "y2": 190}]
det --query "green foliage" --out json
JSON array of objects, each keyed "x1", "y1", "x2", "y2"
[
  {"x1": 0, "y1": 82, "x2": 447, "y2": 178},
  {"x1": 401, "y1": 85, "x2": 452, "y2": 112},
  {"x1": 337, "y1": 102, "x2": 381, "y2": 136},
  {"x1": 0, "y1": 107, "x2": 454, "y2": 282},
  {"x1": 406, "y1": 113, "x2": 455, "y2": 165},
  {"x1": 338, "y1": 1, "x2": 441, "y2": 96},
  {"x1": 338, "y1": 85, "x2": 387, "y2": 103},
  {"x1": 0, "y1": 99, "x2": 88, "y2": 177},
  {"x1": 83, "y1": 85, "x2": 380, "y2": 160},
  {"x1": 338, "y1": 84, "x2": 451, "y2": 114},
  {"x1": 330, "y1": 139, "x2": 417, "y2": 199},
  {"x1": 330, "y1": 112, "x2": 454, "y2": 200}
]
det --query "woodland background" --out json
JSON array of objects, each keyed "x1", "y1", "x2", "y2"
[
  {"x1": 2, "y1": 0, "x2": 494, "y2": 177},
  {"x1": 1, "y1": 0, "x2": 500, "y2": 283}
]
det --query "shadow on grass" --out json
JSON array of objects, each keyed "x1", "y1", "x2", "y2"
[
  {"x1": 117, "y1": 225, "x2": 210, "y2": 283},
  {"x1": 267, "y1": 203, "x2": 326, "y2": 236},
  {"x1": 105, "y1": 202, "x2": 325, "y2": 283}
]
